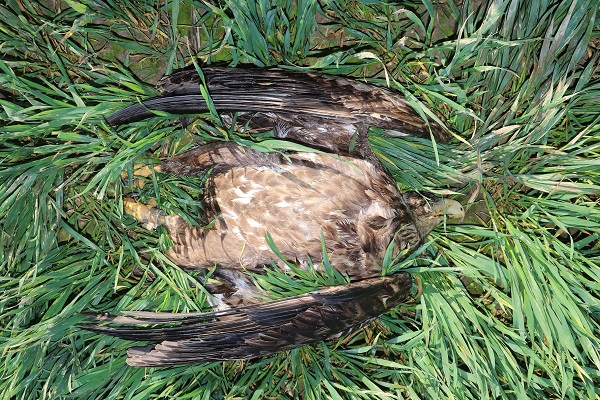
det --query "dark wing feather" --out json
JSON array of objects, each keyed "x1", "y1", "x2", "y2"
[
  {"x1": 106, "y1": 68, "x2": 449, "y2": 143},
  {"x1": 82, "y1": 273, "x2": 412, "y2": 366}
]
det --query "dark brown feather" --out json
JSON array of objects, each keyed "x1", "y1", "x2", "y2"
[
  {"x1": 106, "y1": 68, "x2": 450, "y2": 157},
  {"x1": 83, "y1": 273, "x2": 412, "y2": 366}
]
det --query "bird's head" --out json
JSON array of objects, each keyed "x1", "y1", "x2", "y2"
[{"x1": 401, "y1": 191, "x2": 464, "y2": 239}]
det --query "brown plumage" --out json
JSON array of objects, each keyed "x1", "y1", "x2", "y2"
[
  {"x1": 106, "y1": 67, "x2": 450, "y2": 158},
  {"x1": 84, "y1": 274, "x2": 413, "y2": 366},
  {"x1": 85, "y1": 68, "x2": 463, "y2": 366},
  {"x1": 130, "y1": 142, "x2": 448, "y2": 281}
]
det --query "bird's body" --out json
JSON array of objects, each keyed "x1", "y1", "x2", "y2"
[
  {"x1": 153, "y1": 143, "x2": 423, "y2": 281},
  {"x1": 85, "y1": 68, "x2": 463, "y2": 366}
]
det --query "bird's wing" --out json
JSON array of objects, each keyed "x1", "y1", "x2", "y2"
[
  {"x1": 106, "y1": 68, "x2": 449, "y2": 144},
  {"x1": 82, "y1": 273, "x2": 412, "y2": 367}
]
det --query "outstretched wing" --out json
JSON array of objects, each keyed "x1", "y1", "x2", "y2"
[
  {"x1": 106, "y1": 68, "x2": 450, "y2": 147},
  {"x1": 82, "y1": 273, "x2": 412, "y2": 367}
]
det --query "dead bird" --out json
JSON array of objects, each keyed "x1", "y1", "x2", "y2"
[{"x1": 84, "y1": 68, "x2": 463, "y2": 366}]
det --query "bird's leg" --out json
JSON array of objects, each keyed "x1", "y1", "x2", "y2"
[
  {"x1": 123, "y1": 198, "x2": 181, "y2": 230},
  {"x1": 158, "y1": 141, "x2": 283, "y2": 177},
  {"x1": 201, "y1": 269, "x2": 264, "y2": 310},
  {"x1": 120, "y1": 143, "x2": 262, "y2": 224},
  {"x1": 120, "y1": 142, "x2": 252, "y2": 185},
  {"x1": 123, "y1": 198, "x2": 263, "y2": 309},
  {"x1": 123, "y1": 199, "x2": 207, "y2": 247},
  {"x1": 120, "y1": 164, "x2": 158, "y2": 189},
  {"x1": 121, "y1": 142, "x2": 283, "y2": 190}
]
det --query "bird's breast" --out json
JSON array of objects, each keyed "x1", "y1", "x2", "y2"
[{"x1": 209, "y1": 152, "x2": 401, "y2": 272}]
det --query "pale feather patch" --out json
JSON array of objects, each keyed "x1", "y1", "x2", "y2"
[
  {"x1": 223, "y1": 209, "x2": 239, "y2": 220},
  {"x1": 246, "y1": 218, "x2": 264, "y2": 228},
  {"x1": 230, "y1": 226, "x2": 244, "y2": 240},
  {"x1": 362, "y1": 200, "x2": 397, "y2": 219},
  {"x1": 232, "y1": 188, "x2": 260, "y2": 204}
]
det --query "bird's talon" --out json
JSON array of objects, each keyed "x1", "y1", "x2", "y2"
[
  {"x1": 120, "y1": 164, "x2": 160, "y2": 189},
  {"x1": 124, "y1": 198, "x2": 164, "y2": 230}
]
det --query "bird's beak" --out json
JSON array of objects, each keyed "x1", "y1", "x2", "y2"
[{"x1": 436, "y1": 199, "x2": 465, "y2": 220}]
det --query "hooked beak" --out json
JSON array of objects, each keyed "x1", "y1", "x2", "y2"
[{"x1": 435, "y1": 199, "x2": 465, "y2": 220}]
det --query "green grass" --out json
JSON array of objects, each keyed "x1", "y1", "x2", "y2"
[{"x1": 1, "y1": 0, "x2": 599, "y2": 398}]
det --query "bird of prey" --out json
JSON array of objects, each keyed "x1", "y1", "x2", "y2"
[{"x1": 84, "y1": 67, "x2": 464, "y2": 367}]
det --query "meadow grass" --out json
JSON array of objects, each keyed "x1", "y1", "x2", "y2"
[{"x1": 1, "y1": 0, "x2": 599, "y2": 398}]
